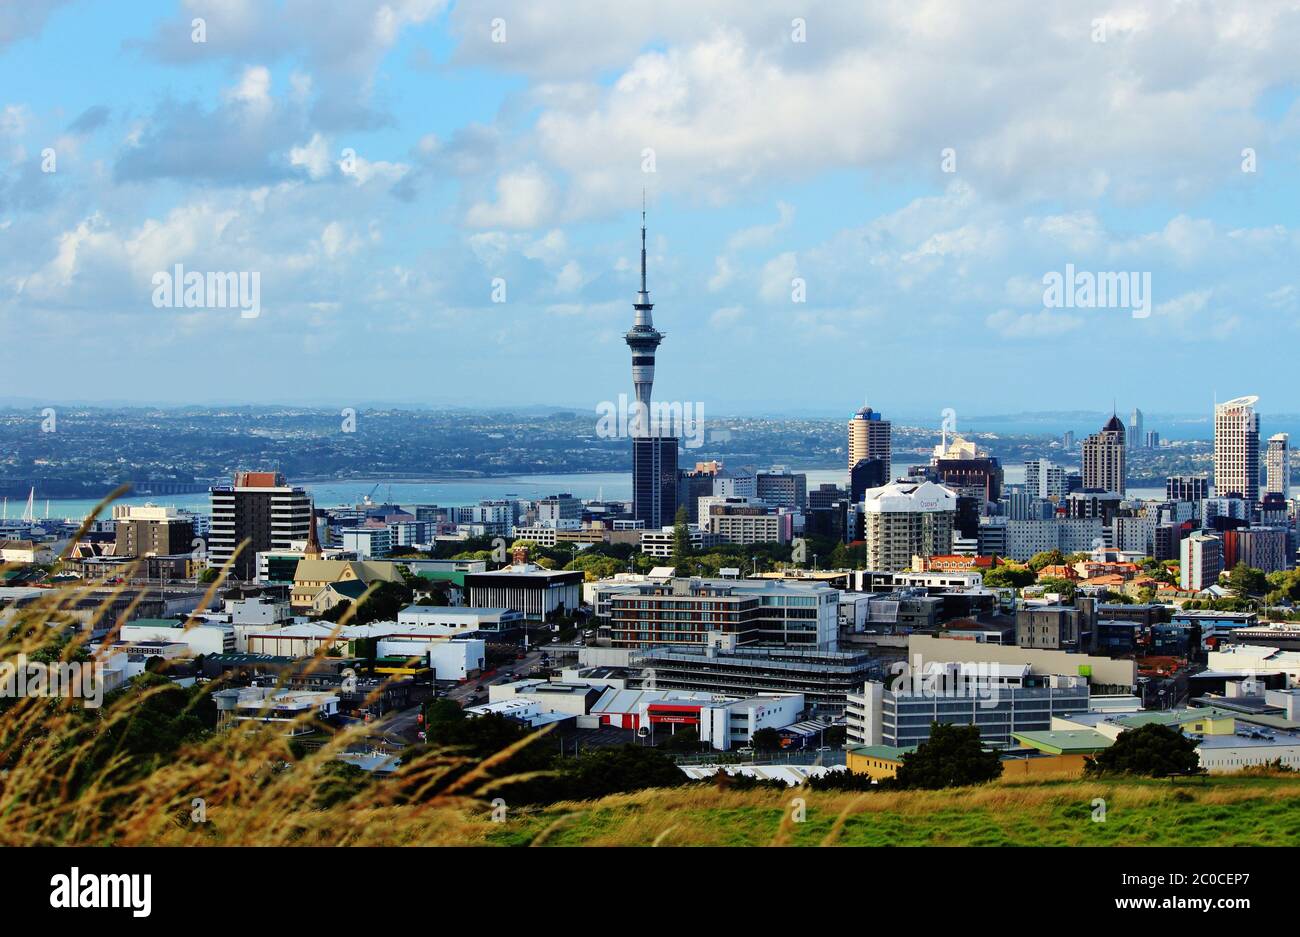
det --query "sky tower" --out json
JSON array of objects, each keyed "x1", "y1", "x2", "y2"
[
  {"x1": 625, "y1": 206, "x2": 677, "y2": 529},
  {"x1": 624, "y1": 205, "x2": 664, "y2": 417}
]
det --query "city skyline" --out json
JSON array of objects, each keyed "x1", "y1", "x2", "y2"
[{"x1": 5, "y1": 2, "x2": 1300, "y2": 411}]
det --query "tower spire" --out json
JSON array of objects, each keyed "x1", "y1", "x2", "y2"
[
  {"x1": 640, "y1": 190, "x2": 648, "y2": 295},
  {"x1": 625, "y1": 201, "x2": 664, "y2": 410}
]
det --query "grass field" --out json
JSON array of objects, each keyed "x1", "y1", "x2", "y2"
[{"x1": 467, "y1": 776, "x2": 1300, "y2": 847}]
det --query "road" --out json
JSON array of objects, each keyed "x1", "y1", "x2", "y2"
[{"x1": 386, "y1": 649, "x2": 552, "y2": 742}]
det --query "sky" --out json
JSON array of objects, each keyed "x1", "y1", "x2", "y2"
[{"x1": 3, "y1": 1, "x2": 1300, "y2": 420}]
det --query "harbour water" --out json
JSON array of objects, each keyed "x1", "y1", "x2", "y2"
[{"x1": 13, "y1": 464, "x2": 1164, "y2": 522}]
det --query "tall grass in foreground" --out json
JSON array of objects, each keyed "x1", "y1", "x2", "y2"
[{"x1": 0, "y1": 488, "x2": 541, "y2": 846}]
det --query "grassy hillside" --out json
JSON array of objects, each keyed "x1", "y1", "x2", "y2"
[{"x1": 471, "y1": 776, "x2": 1300, "y2": 847}]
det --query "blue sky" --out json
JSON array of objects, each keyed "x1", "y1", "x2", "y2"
[{"x1": 3, "y1": 0, "x2": 1300, "y2": 421}]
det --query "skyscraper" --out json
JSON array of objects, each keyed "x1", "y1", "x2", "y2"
[
  {"x1": 632, "y1": 436, "x2": 678, "y2": 529},
  {"x1": 1266, "y1": 432, "x2": 1289, "y2": 499},
  {"x1": 849, "y1": 406, "x2": 891, "y2": 481},
  {"x1": 1129, "y1": 407, "x2": 1143, "y2": 450},
  {"x1": 1214, "y1": 396, "x2": 1260, "y2": 502},
  {"x1": 860, "y1": 480, "x2": 956, "y2": 571},
  {"x1": 209, "y1": 471, "x2": 313, "y2": 580},
  {"x1": 1025, "y1": 458, "x2": 1067, "y2": 500},
  {"x1": 625, "y1": 210, "x2": 678, "y2": 528},
  {"x1": 1082, "y1": 414, "x2": 1126, "y2": 495}
]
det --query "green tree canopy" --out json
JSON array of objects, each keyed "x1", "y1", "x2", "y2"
[
  {"x1": 1084, "y1": 723, "x2": 1202, "y2": 778},
  {"x1": 893, "y1": 723, "x2": 1003, "y2": 790},
  {"x1": 1027, "y1": 549, "x2": 1066, "y2": 572}
]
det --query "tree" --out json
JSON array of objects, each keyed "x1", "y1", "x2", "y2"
[
  {"x1": 1084, "y1": 723, "x2": 1202, "y2": 777},
  {"x1": 659, "y1": 726, "x2": 702, "y2": 753},
  {"x1": 1027, "y1": 549, "x2": 1065, "y2": 572},
  {"x1": 349, "y1": 579, "x2": 414, "y2": 626},
  {"x1": 1228, "y1": 562, "x2": 1267, "y2": 599},
  {"x1": 892, "y1": 723, "x2": 1002, "y2": 789},
  {"x1": 670, "y1": 506, "x2": 691, "y2": 574},
  {"x1": 750, "y1": 727, "x2": 784, "y2": 752},
  {"x1": 551, "y1": 745, "x2": 685, "y2": 801},
  {"x1": 1037, "y1": 577, "x2": 1077, "y2": 602},
  {"x1": 422, "y1": 697, "x2": 464, "y2": 729},
  {"x1": 984, "y1": 565, "x2": 1036, "y2": 589}
]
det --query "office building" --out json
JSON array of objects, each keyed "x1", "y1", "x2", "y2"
[
  {"x1": 1082, "y1": 415, "x2": 1126, "y2": 495},
  {"x1": 1016, "y1": 598, "x2": 1096, "y2": 652},
  {"x1": 640, "y1": 525, "x2": 722, "y2": 558},
  {"x1": 632, "y1": 435, "x2": 679, "y2": 529},
  {"x1": 849, "y1": 457, "x2": 888, "y2": 503},
  {"x1": 676, "y1": 466, "x2": 718, "y2": 523},
  {"x1": 1167, "y1": 474, "x2": 1210, "y2": 502},
  {"x1": 713, "y1": 465, "x2": 757, "y2": 500},
  {"x1": 847, "y1": 667, "x2": 1091, "y2": 749},
  {"x1": 930, "y1": 436, "x2": 1003, "y2": 508},
  {"x1": 755, "y1": 467, "x2": 807, "y2": 510},
  {"x1": 465, "y1": 563, "x2": 584, "y2": 622},
  {"x1": 209, "y1": 472, "x2": 313, "y2": 580},
  {"x1": 861, "y1": 480, "x2": 956, "y2": 571},
  {"x1": 1266, "y1": 433, "x2": 1290, "y2": 499},
  {"x1": 1214, "y1": 395, "x2": 1260, "y2": 501},
  {"x1": 1129, "y1": 407, "x2": 1143, "y2": 450},
  {"x1": 849, "y1": 405, "x2": 891, "y2": 481},
  {"x1": 536, "y1": 493, "x2": 582, "y2": 526},
  {"x1": 340, "y1": 526, "x2": 392, "y2": 559}
]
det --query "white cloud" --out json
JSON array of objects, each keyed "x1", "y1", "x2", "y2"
[
  {"x1": 985, "y1": 308, "x2": 1083, "y2": 338},
  {"x1": 466, "y1": 166, "x2": 556, "y2": 229},
  {"x1": 290, "y1": 133, "x2": 332, "y2": 180}
]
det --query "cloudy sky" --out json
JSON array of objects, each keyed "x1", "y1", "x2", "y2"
[{"x1": 3, "y1": 0, "x2": 1300, "y2": 417}]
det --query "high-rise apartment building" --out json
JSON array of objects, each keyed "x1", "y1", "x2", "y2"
[
  {"x1": 1025, "y1": 458, "x2": 1068, "y2": 500},
  {"x1": 1180, "y1": 532, "x2": 1223, "y2": 592},
  {"x1": 1082, "y1": 415, "x2": 1126, "y2": 495},
  {"x1": 1266, "y1": 432, "x2": 1289, "y2": 499},
  {"x1": 112, "y1": 503, "x2": 196, "y2": 558},
  {"x1": 848, "y1": 406, "x2": 891, "y2": 481},
  {"x1": 860, "y1": 480, "x2": 956, "y2": 571},
  {"x1": 1214, "y1": 396, "x2": 1260, "y2": 502},
  {"x1": 209, "y1": 471, "x2": 313, "y2": 580}
]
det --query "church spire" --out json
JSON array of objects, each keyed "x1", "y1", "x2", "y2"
[{"x1": 303, "y1": 499, "x2": 321, "y2": 558}]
